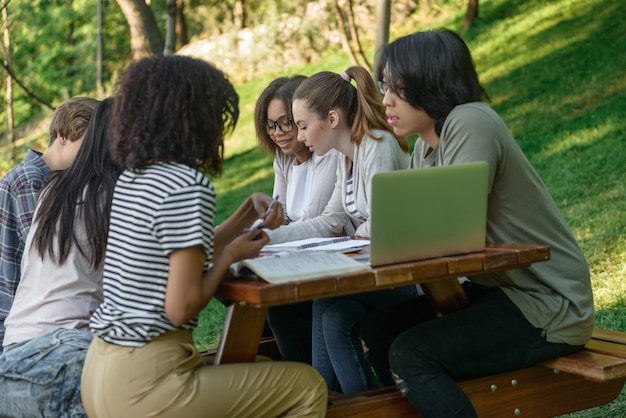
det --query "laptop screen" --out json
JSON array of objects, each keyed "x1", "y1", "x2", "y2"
[{"x1": 369, "y1": 162, "x2": 489, "y2": 267}]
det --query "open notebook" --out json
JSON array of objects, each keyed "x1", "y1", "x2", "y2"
[{"x1": 369, "y1": 162, "x2": 489, "y2": 267}]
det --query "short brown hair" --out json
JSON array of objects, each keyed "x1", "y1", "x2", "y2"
[{"x1": 48, "y1": 96, "x2": 100, "y2": 145}]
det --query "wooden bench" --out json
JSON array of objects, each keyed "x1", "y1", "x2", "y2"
[{"x1": 326, "y1": 328, "x2": 626, "y2": 417}]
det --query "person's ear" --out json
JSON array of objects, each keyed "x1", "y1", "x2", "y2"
[
  {"x1": 328, "y1": 110, "x2": 340, "y2": 129},
  {"x1": 56, "y1": 135, "x2": 68, "y2": 146}
]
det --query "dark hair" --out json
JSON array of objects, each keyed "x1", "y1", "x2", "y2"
[
  {"x1": 108, "y1": 55, "x2": 239, "y2": 176},
  {"x1": 375, "y1": 28, "x2": 489, "y2": 136},
  {"x1": 34, "y1": 98, "x2": 120, "y2": 269},
  {"x1": 254, "y1": 75, "x2": 307, "y2": 154},
  {"x1": 294, "y1": 66, "x2": 408, "y2": 151}
]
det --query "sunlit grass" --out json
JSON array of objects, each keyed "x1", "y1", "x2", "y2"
[{"x1": 199, "y1": 0, "x2": 626, "y2": 415}]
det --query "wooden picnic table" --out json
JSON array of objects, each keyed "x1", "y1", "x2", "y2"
[
  {"x1": 211, "y1": 243, "x2": 626, "y2": 417},
  {"x1": 213, "y1": 242, "x2": 550, "y2": 365}
]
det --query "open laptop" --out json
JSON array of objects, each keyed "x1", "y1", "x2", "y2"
[{"x1": 369, "y1": 161, "x2": 489, "y2": 267}]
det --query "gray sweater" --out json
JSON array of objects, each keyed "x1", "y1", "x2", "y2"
[{"x1": 411, "y1": 102, "x2": 594, "y2": 346}]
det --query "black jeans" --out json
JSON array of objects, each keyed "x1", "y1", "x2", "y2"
[
  {"x1": 361, "y1": 285, "x2": 583, "y2": 417},
  {"x1": 361, "y1": 282, "x2": 486, "y2": 386},
  {"x1": 266, "y1": 302, "x2": 313, "y2": 364}
]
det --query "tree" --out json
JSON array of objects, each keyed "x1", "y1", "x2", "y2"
[
  {"x1": 97, "y1": 0, "x2": 104, "y2": 96},
  {"x1": 175, "y1": 0, "x2": 188, "y2": 47},
  {"x1": 116, "y1": 0, "x2": 163, "y2": 59},
  {"x1": 2, "y1": 0, "x2": 14, "y2": 160},
  {"x1": 164, "y1": 0, "x2": 176, "y2": 55},
  {"x1": 333, "y1": 0, "x2": 370, "y2": 70},
  {"x1": 464, "y1": 0, "x2": 479, "y2": 29},
  {"x1": 374, "y1": 0, "x2": 390, "y2": 73}
]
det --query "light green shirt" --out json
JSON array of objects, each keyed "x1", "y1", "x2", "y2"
[{"x1": 411, "y1": 102, "x2": 593, "y2": 346}]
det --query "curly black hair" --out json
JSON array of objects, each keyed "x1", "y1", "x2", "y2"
[{"x1": 109, "y1": 55, "x2": 239, "y2": 176}]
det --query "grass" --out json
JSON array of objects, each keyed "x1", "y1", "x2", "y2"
[{"x1": 198, "y1": 0, "x2": 626, "y2": 415}]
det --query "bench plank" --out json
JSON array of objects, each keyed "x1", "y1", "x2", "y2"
[
  {"x1": 592, "y1": 328, "x2": 626, "y2": 347},
  {"x1": 463, "y1": 365, "x2": 625, "y2": 417},
  {"x1": 328, "y1": 329, "x2": 626, "y2": 417},
  {"x1": 327, "y1": 367, "x2": 626, "y2": 417},
  {"x1": 543, "y1": 348, "x2": 626, "y2": 381}
]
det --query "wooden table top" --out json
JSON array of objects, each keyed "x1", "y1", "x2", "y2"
[{"x1": 217, "y1": 243, "x2": 550, "y2": 308}]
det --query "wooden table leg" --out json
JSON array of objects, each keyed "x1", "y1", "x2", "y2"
[
  {"x1": 421, "y1": 277, "x2": 469, "y2": 316},
  {"x1": 214, "y1": 301, "x2": 268, "y2": 365}
]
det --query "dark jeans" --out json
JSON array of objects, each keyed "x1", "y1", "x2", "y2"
[
  {"x1": 266, "y1": 302, "x2": 313, "y2": 364},
  {"x1": 361, "y1": 282, "x2": 487, "y2": 386},
  {"x1": 313, "y1": 285, "x2": 419, "y2": 394},
  {"x1": 361, "y1": 285, "x2": 583, "y2": 417}
]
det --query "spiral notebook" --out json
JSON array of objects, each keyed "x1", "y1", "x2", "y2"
[{"x1": 369, "y1": 162, "x2": 489, "y2": 267}]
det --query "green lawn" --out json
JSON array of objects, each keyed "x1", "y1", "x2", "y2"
[{"x1": 195, "y1": 0, "x2": 626, "y2": 415}]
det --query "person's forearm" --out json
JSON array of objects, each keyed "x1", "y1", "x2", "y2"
[
  {"x1": 212, "y1": 196, "x2": 256, "y2": 260},
  {"x1": 201, "y1": 250, "x2": 235, "y2": 303}
]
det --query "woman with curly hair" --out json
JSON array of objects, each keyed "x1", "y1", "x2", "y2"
[{"x1": 80, "y1": 56, "x2": 327, "y2": 418}]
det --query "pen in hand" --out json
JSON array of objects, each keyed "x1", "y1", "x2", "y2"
[{"x1": 250, "y1": 195, "x2": 279, "y2": 230}]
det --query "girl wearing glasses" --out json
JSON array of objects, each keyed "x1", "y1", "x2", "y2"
[
  {"x1": 255, "y1": 76, "x2": 343, "y2": 366},
  {"x1": 266, "y1": 66, "x2": 419, "y2": 395},
  {"x1": 255, "y1": 76, "x2": 340, "y2": 226}
]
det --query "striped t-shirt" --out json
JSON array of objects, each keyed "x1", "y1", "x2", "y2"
[{"x1": 89, "y1": 162, "x2": 215, "y2": 347}]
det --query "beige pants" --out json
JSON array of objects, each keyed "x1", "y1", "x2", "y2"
[{"x1": 81, "y1": 330, "x2": 327, "y2": 418}]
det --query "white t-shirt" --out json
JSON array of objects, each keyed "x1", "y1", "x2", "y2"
[
  {"x1": 3, "y1": 204, "x2": 103, "y2": 346},
  {"x1": 285, "y1": 159, "x2": 314, "y2": 222}
]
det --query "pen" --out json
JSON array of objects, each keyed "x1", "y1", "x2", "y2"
[{"x1": 251, "y1": 195, "x2": 279, "y2": 229}]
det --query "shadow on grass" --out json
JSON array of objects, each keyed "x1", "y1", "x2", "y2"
[
  {"x1": 477, "y1": 0, "x2": 625, "y2": 155},
  {"x1": 465, "y1": 0, "x2": 626, "y2": 302}
]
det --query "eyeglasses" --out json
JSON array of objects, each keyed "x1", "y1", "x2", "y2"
[
  {"x1": 377, "y1": 81, "x2": 405, "y2": 97},
  {"x1": 265, "y1": 115, "x2": 294, "y2": 135}
]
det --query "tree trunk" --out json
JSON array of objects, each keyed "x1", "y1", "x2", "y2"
[
  {"x1": 116, "y1": 0, "x2": 164, "y2": 59},
  {"x1": 333, "y1": 0, "x2": 359, "y2": 67},
  {"x1": 464, "y1": 0, "x2": 479, "y2": 29},
  {"x1": 233, "y1": 0, "x2": 245, "y2": 30},
  {"x1": 164, "y1": 0, "x2": 176, "y2": 55},
  {"x1": 97, "y1": 0, "x2": 103, "y2": 97},
  {"x1": 175, "y1": 0, "x2": 188, "y2": 47},
  {"x1": 345, "y1": 0, "x2": 370, "y2": 70},
  {"x1": 2, "y1": 0, "x2": 15, "y2": 161},
  {"x1": 374, "y1": 0, "x2": 390, "y2": 73},
  {"x1": 66, "y1": 0, "x2": 76, "y2": 97}
]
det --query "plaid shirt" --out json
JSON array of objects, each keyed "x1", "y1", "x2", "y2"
[{"x1": 0, "y1": 149, "x2": 51, "y2": 346}]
